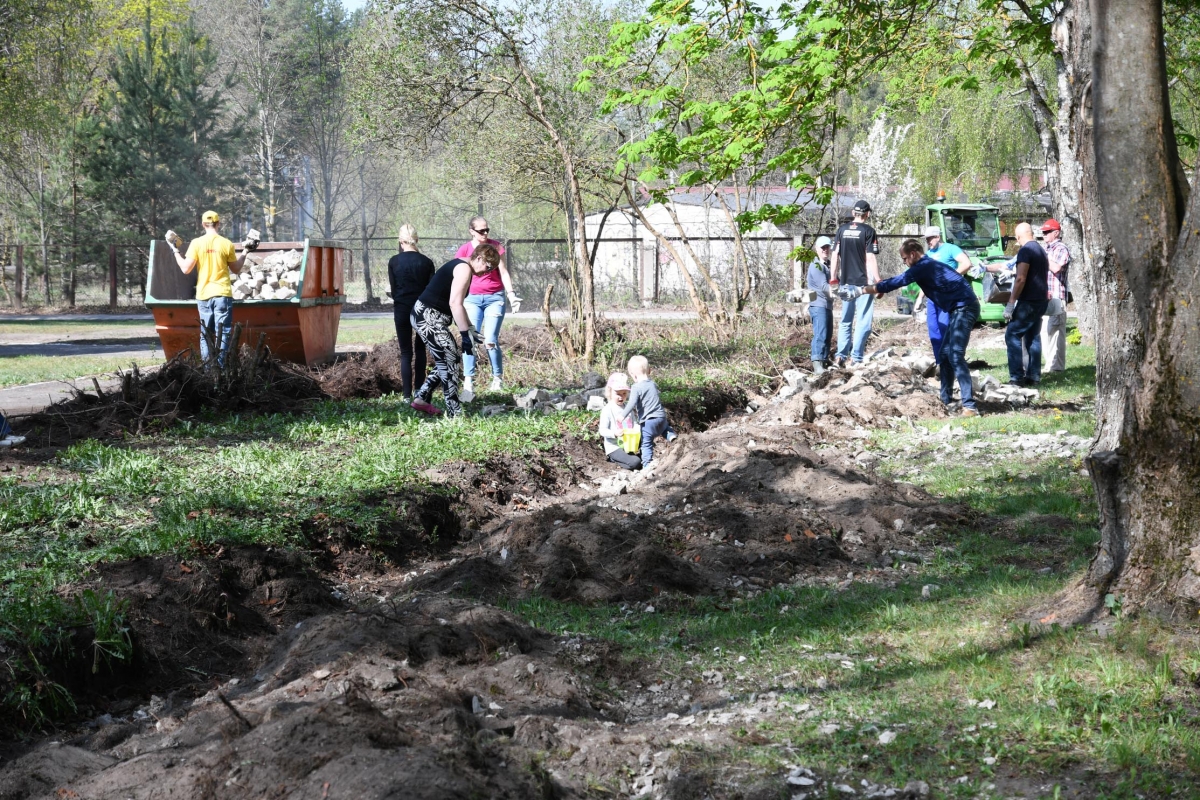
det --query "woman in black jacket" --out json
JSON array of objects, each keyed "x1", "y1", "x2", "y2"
[{"x1": 387, "y1": 224, "x2": 436, "y2": 399}]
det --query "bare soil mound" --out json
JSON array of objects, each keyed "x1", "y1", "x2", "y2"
[
  {"x1": 411, "y1": 412, "x2": 965, "y2": 604},
  {"x1": 66, "y1": 547, "x2": 341, "y2": 710},
  {"x1": 0, "y1": 596, "x2": 625, "y2": 800},
  {"x1": 317, "y1": 339, "x2": 409, "y2": 399}
]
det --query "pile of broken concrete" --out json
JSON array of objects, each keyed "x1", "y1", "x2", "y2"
[
  {"x1": 758, "y1": 347, "x2": 1041, "y2": 431},
  {"x1": 232, "y1": 249, "x2": 303, "y2": 301},
  {"x1": 475, "y1": 372, "x2": 610, "y2": 418}
]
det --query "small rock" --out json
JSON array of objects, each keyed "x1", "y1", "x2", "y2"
[
  {"x1": 312, "y1": 669, "x2": 331, "y2": 680},
  {"x1": 587, "y1": 395, "x2": 606, "y2": 411},
  {"x1": 581, "y1": 371, "x2": 605, "y2": 390},
  {"x1": 782, "y1": 369, "x2": 806, "y2": 388},
  {"x1": 901, "y1": 780, "x2": 930, "y2": 797},
  {"x1": 921, "y1": 584, "x2": 939, "y2": 599},
  {"x1": 878, "y1": 730, "x2": 897, "y2": 745}
]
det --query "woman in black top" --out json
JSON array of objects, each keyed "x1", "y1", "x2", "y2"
[
  {"x1": 409, "y1": 244, "x2": 500, "y2": 417},
  {"x1": 387, "y1": 224, "x2": 436, "y2": 399}
]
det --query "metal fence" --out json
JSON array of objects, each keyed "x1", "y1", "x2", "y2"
[
  {"x1": 0, "y1": 232, "x2": 929, "y2": 310},
  {"x1": 0, "y1": 244, "x2": 151, "y2": 309}
]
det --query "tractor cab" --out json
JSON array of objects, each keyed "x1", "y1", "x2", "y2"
[{"x1": 899, "y1": 199, "x2": 1011, "y2": 323}]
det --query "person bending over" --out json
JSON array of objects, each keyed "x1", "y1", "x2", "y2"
[
  {"x1": 841, "y1": 239, "x2": 982, "y2": 418},
  {"x1": 409, "y1": 245, "x2": 497, "y2": 417}
]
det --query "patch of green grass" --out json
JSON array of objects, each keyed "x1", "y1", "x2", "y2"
[
  {"x1": 0, "y1": 354, "x2": 165, "y2": 388},
  {"x1": 969, "y1": 343, "x2": 1096, "y2": 404}
]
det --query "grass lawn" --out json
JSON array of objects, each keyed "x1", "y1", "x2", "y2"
[{"x1": 0, "y1": 353, "x2": 165, "y2": 389}]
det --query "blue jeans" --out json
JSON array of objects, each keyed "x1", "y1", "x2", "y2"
[
  {"x1": 810, "y1": 305, "x2": 833, "y2": 363},
  {"x1": 0, "y1": 412, "x2": 11, "y2": 438},
  {"x1": 198, "y1": 295, "x2": 234, "y2": 366},
  {"x1": 837, "y1": 292, "x2": 875, "y2": 363},
  {"x1": 926, "y1": 300, "x2": 951, "y2": 362},
  {"x1": 641, "y1": 415, "x2": 669, "y2": 465},
  {"x1": 940, "y1": 302, "x2": 979, "y2": 410},
  {"x1": 1006, "y1": 298, "x2": 1049, "y2": 383},
  {"x1": 463, "y1": 291, "x2": 506, "y2": 378}
]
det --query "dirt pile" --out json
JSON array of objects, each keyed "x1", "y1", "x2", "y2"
[
  {"x1": 317, "y1": 339, "x2": 410, "y2": 399},
  {"x1": 13, "y1": 346, "x2": 325, "y2": 445},
  {"x1": 411, "y1": 413, "x2": 964, "y2": 605},
  {"x1": 0, "y1": 595, "x2": 627, "y2": 800}
]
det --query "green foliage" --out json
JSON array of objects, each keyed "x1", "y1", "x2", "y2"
[
  {"x1": 597, "y1": 0, "x2": 940, "y2": 228},
  {"x1": 81, "y1": 15, "x2": 244, "y2": 237},
  {"x1": 0, "y1": 589, "x2": 131, "y2": 732}
]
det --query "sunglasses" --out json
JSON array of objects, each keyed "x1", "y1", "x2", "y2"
[{"x1": 473, "y1": 227, "x2": 490, "y2": 235}]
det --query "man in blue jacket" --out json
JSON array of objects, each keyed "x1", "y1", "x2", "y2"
[{"x1": 839, "y1": 238, "x2": 982, "y2": 417}]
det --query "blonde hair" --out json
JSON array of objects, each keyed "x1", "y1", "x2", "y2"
[
  {"x1": 627, "y1": 355, "x2": 649, "y2": 377},
  {"x1": 397, "y1": 223, "x2": 418, "y2": 248}
]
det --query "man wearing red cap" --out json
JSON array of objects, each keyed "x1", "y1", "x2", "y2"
[{"x1": 1040, "y1": 219, "x2": 1070, "y2": 373}]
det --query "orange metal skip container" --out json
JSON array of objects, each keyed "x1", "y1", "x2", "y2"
[{"x1": 144, "y1": 239, "x2": 348, "y2": 367}]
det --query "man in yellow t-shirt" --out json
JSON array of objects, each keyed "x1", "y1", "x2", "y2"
[{"x1": 169, "y1": 210, "x2": 251, "y2": 366}]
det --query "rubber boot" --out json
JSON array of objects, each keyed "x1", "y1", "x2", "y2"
[{"x1": 811, "y1": 360, "x2": 825, "y2": 375}]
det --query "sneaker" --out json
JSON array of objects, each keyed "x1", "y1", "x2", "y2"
[
  {"x1": 961, "y1": 408, "x2": 980, "y2": 418},
  {"x1": 410, "y1": 399, "x2": 442, "y2": 416},
  {"x1": 489, "y1": 376, "x2": 503, "y2": 392},
  {"x1": 0, "y1": 434, "x2": 26, "y2": 448},
  {"x1": 665, "y1": 429, "x2": 678, "y2": 442},
  {"x1": 811, "y1": 360, "x2": 825, "y2": 375},
  {"x1": 464, "y1": 375, "x2": 474, "y2": 394},
  {"x1": 834, "y1": 357, "x2": 847, "y2": 369},
  {"x1": 460, "y1": 389, "x2": 475, "y2": 403}
]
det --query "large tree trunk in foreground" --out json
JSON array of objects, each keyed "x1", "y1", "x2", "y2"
[{"x1": 1086, "y1": 0, "x2": 1200, "y2": 612}]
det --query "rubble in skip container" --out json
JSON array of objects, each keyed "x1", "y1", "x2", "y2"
[{"x1": 231, "y1": 249, "x2": 304, "y2": 301}]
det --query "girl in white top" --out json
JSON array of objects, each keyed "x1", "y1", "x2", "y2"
[{"x1": 598, "y1": 372, "x2": 642, "y2": 470}]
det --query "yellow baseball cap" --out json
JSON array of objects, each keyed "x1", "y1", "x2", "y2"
[{"x1": 202, "y1": 210, "x2": 220, "y2": 224}]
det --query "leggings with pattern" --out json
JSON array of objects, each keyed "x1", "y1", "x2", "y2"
[{"x1": 411, "y1": 300, "x2": 464, "y2": 417}]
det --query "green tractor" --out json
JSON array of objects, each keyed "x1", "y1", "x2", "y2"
[{"x1": 900, "y1": 200, "x2": 1011, "y2": 323}]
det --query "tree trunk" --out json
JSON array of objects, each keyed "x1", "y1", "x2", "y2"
[
  {"x1": 624, "y1": 184, "x2": 715, "y2": 328},
  {"x1": 1086, "y1": 0, "x2": 1200, "y2": 612}
]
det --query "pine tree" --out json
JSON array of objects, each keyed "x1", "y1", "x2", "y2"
[{"x1": 82, "y1": 13, "x2": 244, "y2": 238}]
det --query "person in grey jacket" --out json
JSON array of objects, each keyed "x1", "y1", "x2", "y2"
[{"x1": 807, "y1": 236, "x2": 834, "y2": 374}]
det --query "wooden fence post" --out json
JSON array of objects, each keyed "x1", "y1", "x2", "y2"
[
  {"x1": 14, "y1": 245, "x2": 23, "y2": 309},
  {"x1": 109, "y1": 245, "x2": 118, "y2": 308}
]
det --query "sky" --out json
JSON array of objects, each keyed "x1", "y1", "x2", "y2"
[{"x1": 342, "y1": 0, "x2": 369, "y2": 10}]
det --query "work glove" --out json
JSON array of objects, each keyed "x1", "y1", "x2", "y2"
[
  {"x1": 460, "y1": 328, "x2": 483, "y2": 356},
  {"x1": 838, "y1": 284, "x2": 863, "y2": 301},
  {"x1": 507, "y1": 293, "x2": 523, "y2": 313},
  {"x1": 966, "y1": 263, "x2": 984, "y2": 280},
  {"x1": 164, "y1": 230, "x2": 182, "y2": 254},
  {"x1": 1004, "y1": 303, "x2": 1015, "y2": 323}
]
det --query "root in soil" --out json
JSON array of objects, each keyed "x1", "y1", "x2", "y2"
[{"x1": 12, "y1": 334, "x2": 324, "y2": 446}]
